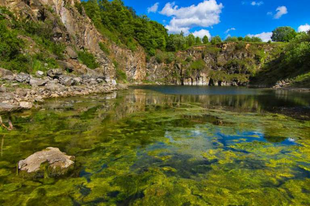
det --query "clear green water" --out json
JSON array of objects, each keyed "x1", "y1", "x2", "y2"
[{"x1": 0, "y1": 86, "x2": 310, "y2": 205}]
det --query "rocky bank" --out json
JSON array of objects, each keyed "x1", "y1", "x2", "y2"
[{"x1": 0, "y1": 67, "x2": 125, "y2": 113}]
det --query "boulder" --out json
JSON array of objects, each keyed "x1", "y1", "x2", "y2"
[
  {"x1": 0, "y1": 68, "x2": 13, "y2": 77},
  {"x1": 65, "y1": 46, "x2": 78, "y2": 59},
  {"x1": 45, "y1": 82, "x2": 65, "y2": 92},
  {"x1": 15, "y1": 73, "x2": 31, "y2": 83},
  {"x1": 30, "y1": 77, "x2": 47, "y2": 87},
  {"x1": 2, "y1": 75, "x2": 15, "y2": 81},
  {"x1": 19, "y1": 102, "x2": 33, "y2": 109},
  {"x1": 0, "y1": 87, "x2": 6, "y2": 92},
  {"x1": 36, "y1": 71, "x2": 44, "y2": 77},
  {"x1": 18, "y1": 147, "x2": 75, "y2": 176},
  {"x1": 0, "y1": 103, "x2": 20, "y2": 113},
  {"x1": 59, "y1": 75, "x2": 73, "y2": 86},
  {"x1": 73, "y1": 77, "x2": 82, "y2": 85},
  {"x1": 57, "y1": 61, "x2": 74, "y2": 72},
  {"x1": 47, "y1": 69, "x2": 63, "y2": 79}
]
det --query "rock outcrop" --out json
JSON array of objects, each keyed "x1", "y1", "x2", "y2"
[
  {"x1": 18, "y1": 147, "x2": 74, "y2": 176},
  {"x1": 0, "y1": 0, "x2": 147, "y2": 82},
  {"x1": 0, "y1": 68, "x2": 123, "y2": 113},
  {"x1": 146, "y1": 43, "x2": 281, "y2": 86}
]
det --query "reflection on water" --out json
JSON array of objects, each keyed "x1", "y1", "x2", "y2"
[{"x1": 0, "y1": 86, "x2": 310, "y2": 205}]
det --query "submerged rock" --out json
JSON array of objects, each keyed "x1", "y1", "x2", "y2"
[{"x1": 18, "y1": 147, "x2": 75, "y2": 176}]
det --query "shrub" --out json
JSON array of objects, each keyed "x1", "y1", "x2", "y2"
[
  {"x1": 78, "y1": 51, "x2": 100, "y2": 69},
  {"x1": 189, "y1": 60, "x2": 206, "y2": 70},
  {"x1": 99, "y1": 42, "x2": 110, "y2": 55}
]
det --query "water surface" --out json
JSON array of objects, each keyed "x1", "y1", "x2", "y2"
[{"x1": 0, "y1": 86, "x2": 310, "y2": 205}]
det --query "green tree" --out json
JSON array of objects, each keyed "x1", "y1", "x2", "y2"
[
  {"x1": 202, "y1": 35, "x2": 209, "y2": 44},
  {"x1": 243, "y1": 36, "x2": 252, "y2": 42},
  {"x1": 271, "y1": 26, "x2": 297, "y2": 42},
  {"x1": 187, "y1": 34, "x2": 195, "y2": 47},
  {"x1": 195, "y1": 37, "x2": 202, "y2": 45},
  {"x1": 251, "y1": 36, "x2": 263, "y2": 42},
  {"x1": 210, "y1": 36, "x2": 222, "y2": 45},
  {"x1": 225, "y1": 36, "x2": 238, "y2": 42}
]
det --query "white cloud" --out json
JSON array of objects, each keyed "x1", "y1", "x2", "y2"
[
  {"x1": 251, "y1": 1, "x2": 264, "y2": 6},
  {"x1": 298, "y1": 24, "x2": 310, "y2": 32},
  {"x1": 160, "y1": 0, "x2": 224, "y2": 34},
  {"x1": 192, "y1": 29, "x2": 212, "y2": 39},
  {"x1": 225, "y1": 28, "x2": 236, "y2": 34},
  {"x1": 248, "y1": 32, "x2": 272, "y2": 42},
  {"x1": 147, "y1": 2, "x2": 159, "y2": 13},
  {"x1": 274, "y1": 6, "x2": 288, "y2": 19}
]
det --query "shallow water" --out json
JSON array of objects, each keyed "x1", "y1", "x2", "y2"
[{"x1": 0, "y1": 86, "x2": 310, "y2": 205}]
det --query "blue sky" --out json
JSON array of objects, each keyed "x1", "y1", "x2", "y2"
[{"x1": 122, "y1": 0, "x2": 310, "y2": 41}]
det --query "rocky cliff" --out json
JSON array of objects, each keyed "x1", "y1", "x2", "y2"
[
  {"x1": 0, "y1": 0, "x2": 146, "y2": 82},
  {"x1": 146, "y1": 42, "x2": 283, "y2": 86}
]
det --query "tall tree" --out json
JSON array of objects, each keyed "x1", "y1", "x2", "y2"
[
  {"x1": 271, "y1": 26, "x2": 297, "y2": 42},
  {"x1": 195, "y1": 37, "x2": 202, "y2": 45},
  {"x1": 211, "y1": 36, "x2": 222, "y2": 45},
  {"x1": 202, "y1": 35, "x2": 209, "y2": 44}
]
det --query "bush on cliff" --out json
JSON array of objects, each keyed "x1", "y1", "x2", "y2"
[{"x1": 78, "y1": 51, "x2": 100, "y2": 69}]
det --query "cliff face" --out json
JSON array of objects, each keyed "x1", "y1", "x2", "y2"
[
  {"x1": 146, "y1": 43, "x2": 282, "y2": 86},
  {"x1": 0, "y1": 0, "x2": 147, "y2": 82}
]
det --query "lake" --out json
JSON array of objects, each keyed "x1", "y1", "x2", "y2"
[{"x1": 0, "y1": 86, "x2": 310, "y2": 205}]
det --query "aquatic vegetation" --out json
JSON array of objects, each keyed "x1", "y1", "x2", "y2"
[{"x1": 0, "y1": 87, "x2": 310, "y2": 205}]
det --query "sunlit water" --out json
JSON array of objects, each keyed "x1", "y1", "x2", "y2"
[{"x1": 0, "y1": 86, "x2": 310, "y2": 205}]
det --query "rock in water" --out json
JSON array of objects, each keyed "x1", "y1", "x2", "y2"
[{"x1": 18, "y1": 147, "x2": 75, "y2": 176}]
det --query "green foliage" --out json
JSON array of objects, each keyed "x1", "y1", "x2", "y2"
[
  {"x1": 225, "y1": 36, "x2": 238, "y2": 42},
  {"x1": 253, "y1": 31, "x2": 310, "y2": 86},
  {"x1": 211, "y1": 36, "x2": 222, "y2": 45},
  {"x1": 113, "y1": 60, "x2": 127, "y2": 82},
  {"x1": 155, "y1": 51, "x2": 175, "y2": 64},
  {"x1": 99, "y1": 42, "x2": 110, "y2": 55},
  {"x1": 0, "y1": 20, "x2": 24, "y2": 62},
  {"x1": 187, "y1": 34, "x2": 195, "y2": 47},
  {"x1": 251, "y1": 36, "x2": 263, "y2": 42},
  {"x1": 195, "y1": 37, "x2": 202, "y2": 45},
  {"x1": 202, "y1": 35, "x2": 209, "y2": 44},
  {"x1": 0, "y1": 8, "x2": 64, "y2": 73},
  {"x1": 78, "y1": 51, "x2": 100, "y2": 69},
  {"x1": 82, "y1": 0, "x2": 168, "y2": 55},
  {"x1": 189, "y1": 60, "x2": 206, "y2": 70},
  {"x1": 271, "y1": 26, "x2": 297, "y2": 42}
]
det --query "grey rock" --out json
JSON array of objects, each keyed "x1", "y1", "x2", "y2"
[
  {"x1": 30, "y1": 78, "x2": 47, "y2": 87},
  {"x1": 0, "y1": 68, "x2": 13, "y2": 77},
  {"x1": 0, "y1": 87, "x2": 6, "y2": 92},
  {"x1": 19, "y1": 102, "x2": 33, "y2": 109},
  {"x1": 0, "y1": 103, "x2": 20, "y2": 112},
  {"x1": 18, "y1": 147, "x2": 74, "y2": 175},
  {"x1": 45, "y1": 82, "x2": 64, "y2": 92},
  {"x1": 96, "y1": 78, "x2": 104, "y2": 83},
  {"x1": 47, "y1": 69, "x2": 63, "y2": 79},
  {"x1": 57, "y1": 61, "x2": 74, "y2": 72},
  {"x1": 65, "y1": 46, "x2": 78, "y2": 59},
  {"x1": 59, "y1": 75, "x2": 74, "y2": 86},
  {"x1": 15, "y1": 73, "x2": 31, "y2": 83},
  {"x1": 73, "y1": 77, "x2": 82, "y2": 85},
  {"x1": 2, "y1": 75, "x2": 15, "y2": 81},
  {"x1": 36, "y1": 71, "x2": 44, "y2": 77}
]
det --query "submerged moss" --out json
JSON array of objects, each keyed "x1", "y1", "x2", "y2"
[{"x1": 0, "y1": 87, "x2": 310, "y2": 205}]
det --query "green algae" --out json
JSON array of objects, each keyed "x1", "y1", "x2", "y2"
[{"x1": 0, "y1": 87, "x2": 310, "y2": 205}]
